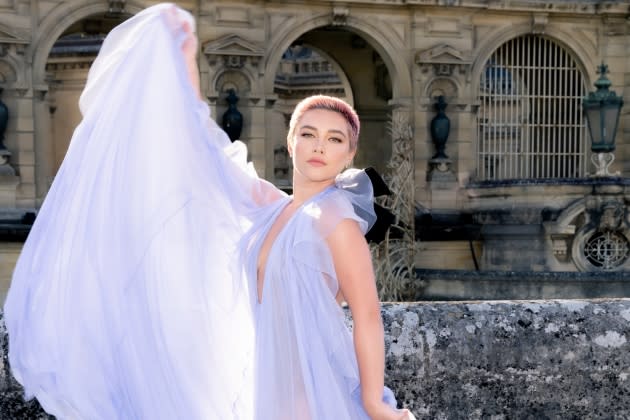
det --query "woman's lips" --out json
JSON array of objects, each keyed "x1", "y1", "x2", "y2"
[{"x1": 307, "y1": 158, "x2": 325, "y2": 166}]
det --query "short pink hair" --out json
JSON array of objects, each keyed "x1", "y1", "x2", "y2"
[{"x1": 287, "y1": 95, "x2": 360, "y2": 150}]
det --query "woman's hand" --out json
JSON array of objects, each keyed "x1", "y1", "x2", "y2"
[
  {"x1": 179, "y1": 19, "x2": 201, "y2": 99},
  {"x1": 365, "y1": 401, "x2": 416, "y2": 420},
  {"x1": 180, "y1": 20, "x2": 198, "y2": 64}
]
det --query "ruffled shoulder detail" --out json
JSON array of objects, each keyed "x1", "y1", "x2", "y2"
[
  {"x1": 296, "y1": 168, "x2": 376, "y2": 242},
  {"x1": 333, "y1": 168, "x2": 377, "y2": 233}
]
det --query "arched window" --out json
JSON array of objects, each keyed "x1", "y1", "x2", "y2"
[{"x1": 476, "y1": 35, "x2": 588, "y2": 180}]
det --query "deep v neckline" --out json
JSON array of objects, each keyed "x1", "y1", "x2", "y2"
[{"x1": 255, "y1": 186, "x2": 333, "y2": 305}]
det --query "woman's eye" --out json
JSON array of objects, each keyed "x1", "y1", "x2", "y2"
[
  {"x1": 300, "y1": 132, "x2": 314, "y2": 138},
  {"x1": 329, "y1": 137, "x2": 342, "y2": 143}
]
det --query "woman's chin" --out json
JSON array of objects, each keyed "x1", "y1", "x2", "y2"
[{"x1": 294, "y1": 168, "x2": 340, "y2": 184}]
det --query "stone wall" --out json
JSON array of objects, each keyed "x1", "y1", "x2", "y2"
[{"x1": 2, "y1": 300, "x2": 630, "y2": 419}]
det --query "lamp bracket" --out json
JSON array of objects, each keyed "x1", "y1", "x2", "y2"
[{"x1": 590, "y1": 152, "x2": 620, "y2": 177}]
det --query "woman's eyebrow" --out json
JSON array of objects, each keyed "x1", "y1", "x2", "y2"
[
  {"x1": 327, "y1": 129, "x2": 347, "y2": 138},
  {"x1": 299, "y1": 125, "x2": 347, "y2": 138}
]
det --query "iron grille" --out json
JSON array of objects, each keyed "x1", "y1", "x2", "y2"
[{"x1": 477, "y1": 35, "x2": 588, "y2": 180}]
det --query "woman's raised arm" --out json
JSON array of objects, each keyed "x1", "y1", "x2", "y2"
[
  {"x1": 177, "y1": 17, "x2": 283, "y2": 207},
  {"x1": 180, "y1": 20, "x2": 201, "y2": 100}
]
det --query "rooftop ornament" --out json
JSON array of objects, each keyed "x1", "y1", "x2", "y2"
[{"x1": 583, "y1": 63, "x2": 624, "y2": 177}]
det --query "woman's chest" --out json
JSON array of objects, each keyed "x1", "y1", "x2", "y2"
[{"x1": 256, "y1": 204, "x2": 297, "y2": 282}]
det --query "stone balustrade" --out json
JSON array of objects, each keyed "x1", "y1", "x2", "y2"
[{"x1": 2, "y1": 300, "x2": 630, "y2": 418}]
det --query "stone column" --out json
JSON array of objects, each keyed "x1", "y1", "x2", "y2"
[
  {"x1": 32, "y1": 86, "x2": 54, "y2": 206},
  {"x1": 5, "y1": 88, "x2": 36, "y2": 208}
]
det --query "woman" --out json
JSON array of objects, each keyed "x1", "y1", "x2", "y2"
[{"x1": 4, "y1": 4, "x2": 413, "y2": 419}]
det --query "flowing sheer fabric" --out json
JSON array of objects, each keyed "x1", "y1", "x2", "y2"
[
  {"x1": 244, "y1": 181, "x2": 396, "y2": 420},
  {"x1": 4, "y1": 4, "x2": 396, "y2": 419}
]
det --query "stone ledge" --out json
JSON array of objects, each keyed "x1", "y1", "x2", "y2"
[
  {"x1": 382, "y1": 299, "x2": 630, "y2": 418},
  {"x1": 415, "y1": 269, "x2": 630, "y2": 300},
  {"x1": 3, "y1": 300, "x2": 630, "y2": 418}
]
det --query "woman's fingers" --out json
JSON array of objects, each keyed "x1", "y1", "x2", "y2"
[
  {"x1": 401, "y1": 409, "x2": 417, "y2": 420},
  {"x1": 161, "y1": 5, "x2": 180, "y2": 34}
]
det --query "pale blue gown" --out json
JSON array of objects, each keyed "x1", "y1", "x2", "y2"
[{"x1": 3, "y1": 4, "x2": 396, "y2": 419}]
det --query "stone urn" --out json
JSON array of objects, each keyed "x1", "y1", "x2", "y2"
[
  {"x1": 222, "y1": 89, "x2": 243, "y2": 142},
  {"x1": 430, "y1": 95, "x2": 450, "y2": 159}
]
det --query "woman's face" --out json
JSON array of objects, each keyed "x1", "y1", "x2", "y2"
[{"x1": 288, "y1": 108, "x2": 356, "y2": 185}]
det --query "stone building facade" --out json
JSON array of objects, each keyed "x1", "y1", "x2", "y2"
[{"x1": 0, "y1": 0, "x2": 628, "y2": 300}]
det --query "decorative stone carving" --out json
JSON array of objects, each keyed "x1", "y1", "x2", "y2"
[
  {"x1": 332, "y1": 6, "x2": 349, "y2": 26},
  {"x1": 572, "y1": 219, "x2": 629, "y2": 271},
  {"x1": 415, "y1": 44, "x2": 472, "y2": 79},
  {"x1": 225, "y1": 55, "x2": 246, "y2": 69},
  {"x1": 214, "y1": 70, "x2": 251, "y2": 96},
  {"x1": 547, "y1": 193, "x2": 630, "y2": 272},
  {"x1": 545, "y1": 223, "x2": 577, "y2": 263},
  {"x1": 203, "y1": 34, "x2": 264, "y2": 70},
  {"x1": 0, "y1": 43, "x2": 27, "y2": 93},
  {"x1": 531, "y1": 13, "x2": 548, "y2": 34},
  {"x1": 204, "y1": 35, "x2": 263, "y2": 103},
  {"x1": 426, "y1": 78, "x2": 457, "y2": 99},
  {"x1": 0, "y1": 24, "x2": 28, "y2": 47},
  {"x1": 107, "y1": 0, "x2": 126, "y2": 15}
]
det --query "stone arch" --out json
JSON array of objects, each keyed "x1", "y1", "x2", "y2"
[
  {"x1": 470, "y1": 24, "x2": 596, "y2": 94},
  {"x1": 263, "y1": 13, "x2": 411, "y2": 101},
  {"x1": 31, "y1": 1, "x2": 143, "y2": 85},
  {"x1": 301, "y1": 44, "x2": 354, "y2": 106}
]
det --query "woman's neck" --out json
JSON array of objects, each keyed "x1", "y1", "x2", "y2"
[{"x1": 291, "y1": 177, "x2": 335, "y2": 206}]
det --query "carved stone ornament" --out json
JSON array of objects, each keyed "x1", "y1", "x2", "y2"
[
  {"x1": 0, "y1": 24, "x2": 29, "y2": 48},
  {"x1": 415, "y1": 44, "x2": 472, "y2": 77},
  {"x1": 545, "y1": 195, "x2": 630, "y2": 271},
  {"x1": 544, "y1": 223, "x2": 576, "y2": 263},
  {"x1": 224, "y1": 55, "x2": 246, "y2": 69},
  {"x1": 107, "y1": 0, "x2": 127, "y2": 15},
  {"x1": 543, "y1": 199, "x2": 585, "y2": 264},
  {"x1": 531, "y1": 13, "x2": 548, "y2": 34},
  {"x1": 203, "y1": 35, "x2": 264, "y2": 69},
  {"x1": 332, "y1": 6, "x2": 349, "y2": 26},
  {"x1": 574, "y1": 197, "x2": 630, "y2": 272}
]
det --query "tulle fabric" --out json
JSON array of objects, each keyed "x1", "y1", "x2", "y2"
[
  {"x1": 3, "y1": 3, "x2": 396, "y2": 419},
  {"x1": 5, "y1": 5, "x2": 267, "y2": 418},
  {"x1": 245, "y1": 184, "x2": 397, "y2": 420}
]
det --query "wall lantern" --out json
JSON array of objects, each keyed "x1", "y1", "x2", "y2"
[{"x1": 583, "y1": 63, "x2": 624, "y2": 176}]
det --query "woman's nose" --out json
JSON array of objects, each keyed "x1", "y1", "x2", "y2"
[{"x1": 312, "y1": 138, "x2": 325, "y2": 153}]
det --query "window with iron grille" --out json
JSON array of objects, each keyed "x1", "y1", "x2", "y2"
[{"x1": 476, "y1": 35, "x2": 588, "y2": 181}]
